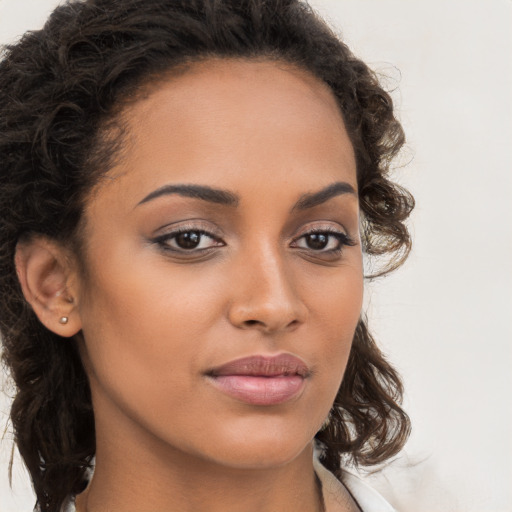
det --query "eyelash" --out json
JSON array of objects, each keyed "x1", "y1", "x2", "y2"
[{"x1": 153, "y1": 226, "x2": 356, "y2": 256}]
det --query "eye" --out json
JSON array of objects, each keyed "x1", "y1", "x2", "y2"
[
  {"x1": 292, "y1": 228, "x2": 355, "y2": 253},
  {"x1": 154, "y1": 229, "x2": 224, "y2": 252}
]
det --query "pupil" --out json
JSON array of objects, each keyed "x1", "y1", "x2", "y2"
[
  {"x1": 176, "y1": 231, "x2": 201, "y2": 249},
  {"x1": 307, "y1": 233, "x2": 328, "y2": 250}
]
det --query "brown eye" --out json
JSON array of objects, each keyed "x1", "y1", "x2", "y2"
[
  {"x1": 292, "y1": 229, "x2": 355, "y2": 254},
  {"x1": 175, "y1": 231, "x2": 202, "y2": 249},
  {"x1": 154, "y1": 228, "x2": 224, "y2": 253},
  {"x1": 304, "y1": 233, "x2": 329, "y2": 250}
]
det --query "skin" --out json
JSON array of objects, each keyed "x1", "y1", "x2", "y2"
[{"x1": 17, "y1": 59, "x2": 363, "y2": 512}]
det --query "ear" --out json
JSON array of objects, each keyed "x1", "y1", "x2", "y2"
[{"x1": 15, "y1": 236, "x2": 82, "y2": 337}]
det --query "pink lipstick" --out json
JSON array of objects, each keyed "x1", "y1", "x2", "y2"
[{"x1": 206, "y1": 354, "x2": 310, "y2": 405}]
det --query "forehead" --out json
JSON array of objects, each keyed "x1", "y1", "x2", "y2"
[
  {"x1": 132, "y1": 58, "x2": 344, "y2": 124},
  {"x1": 92, "y1": 58, "x2": 356, "y2": 209}
]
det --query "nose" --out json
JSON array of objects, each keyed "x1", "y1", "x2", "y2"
[{"x1": 227, "y1": 246, "x2": 308, "y2": 334}]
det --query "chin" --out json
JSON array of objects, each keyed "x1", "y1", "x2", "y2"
[
  {"x1": 192, "y1": 418, "x2": 318, "y2": 470},
  {"x1": 208, "y1": 444, "x2": 311, "y2": 471}
]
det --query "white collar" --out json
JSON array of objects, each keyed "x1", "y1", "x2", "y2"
[{"x1": 314, "y1": 456, "x2": 396, "y2": 512}]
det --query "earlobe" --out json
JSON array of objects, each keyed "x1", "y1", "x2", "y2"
[{"x1": 15, "y1": 237, "x2": 82, "y2": 337}]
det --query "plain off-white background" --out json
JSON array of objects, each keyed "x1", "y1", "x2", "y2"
[{"x1": 1, "y1": 1, "x2": 511, "y2": 511}]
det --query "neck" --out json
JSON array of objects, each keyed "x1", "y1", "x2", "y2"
[
  {"x1": 77, "y1": 447, "x2": 323, "y2": 512},
  {"x1": 75, "y1": 414, "x2": 324, "y2": 512}
]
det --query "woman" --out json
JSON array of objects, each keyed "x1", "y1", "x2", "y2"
[{"x1": 0, "y1": 0, "x2": 414, "y2": 511}]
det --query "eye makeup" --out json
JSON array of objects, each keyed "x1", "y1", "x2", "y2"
[{"x1": 150, "y1": 219, "x2": 357, "y2": 264}]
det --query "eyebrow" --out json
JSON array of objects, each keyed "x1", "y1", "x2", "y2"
[
  {"x1": 291, "y1": 181, "x2": 356, "y2": 211},
  {"x1": 136, "y1": 181, "x2": 356, "y2": 210},
  {"x1": 137, "y1": 184, "x2": 239, "y2": 207}
]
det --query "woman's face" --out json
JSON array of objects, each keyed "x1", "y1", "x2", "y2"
[{"x1": 74, "y1": 59, "x2": 363, "y2": 469}]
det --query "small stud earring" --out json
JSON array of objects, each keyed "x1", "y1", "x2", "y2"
[{"x1": 59, "y1": 316, "x2": 69, "y2": 325}]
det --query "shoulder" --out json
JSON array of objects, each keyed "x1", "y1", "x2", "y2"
[{"x1": 313, "y1": 456, "x2": 396, "y2": 512}]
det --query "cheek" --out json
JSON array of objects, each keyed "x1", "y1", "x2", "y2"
[
  {"x1": 79, "y1": 238, "x2": 223, "y2": 337},
  {"x1": 308, "y1": 261, "x2": 363, "y2": 333},
  {"x1": 312, "y1": 268, "x2": 363, "y2": 379},
  {"x1": 295, "y1": 261, "x2": 363, "y2": 407},
  {"x1": 75, "y1": 252, "x2": 222, "y2": 408}
]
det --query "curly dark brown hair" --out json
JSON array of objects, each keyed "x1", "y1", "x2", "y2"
[{"x1": 0, "y1": 0, "x2": 414, "y2": 510}]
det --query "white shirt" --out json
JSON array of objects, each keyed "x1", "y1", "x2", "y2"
[{"x1": 314, "y1": 456, "x2": 396, "y2": 512}]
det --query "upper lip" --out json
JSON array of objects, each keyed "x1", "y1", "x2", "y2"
[{"x1": 207, "y1": 354, "x2": 310, "y2": 378}]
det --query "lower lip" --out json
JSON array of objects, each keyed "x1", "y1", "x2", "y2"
[{"x1": 209, "y1": 375, "x2": 305, "y2": 405}]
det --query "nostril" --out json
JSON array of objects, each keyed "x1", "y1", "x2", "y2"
[{"x1": 244, "y1": 320, "x2": 260, "y2": 327}]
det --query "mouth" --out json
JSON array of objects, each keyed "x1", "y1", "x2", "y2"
[{"x1": 205, "y1": 354, "x2": 310, "y2": 406}]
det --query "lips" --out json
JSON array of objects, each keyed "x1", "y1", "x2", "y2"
[{"x1": 206, "y1": 354, "x2": 310, "y2": 405}]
